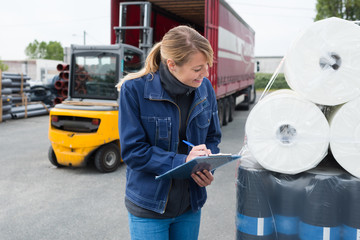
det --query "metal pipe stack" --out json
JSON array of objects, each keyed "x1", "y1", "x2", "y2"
[
  {"x1": 10, "y1": 103, "x2": 51, "y2": 119},
  {"x1": 1, "y1": 73, "x2": 31, "y2": 105},
  {"x1": 0, "y1": 72, "x2": 50, "y2": 121},
  {"x1": 1, "y1": 94, "x2": 12, "y2": 121}
]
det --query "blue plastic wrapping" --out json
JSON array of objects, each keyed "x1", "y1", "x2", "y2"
[{"x1": 236, "y1": 147, "x2": 360, "y2": 240}]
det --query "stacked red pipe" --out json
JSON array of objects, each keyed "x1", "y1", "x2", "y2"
[
  {"x1": 54, "y1": 64, "x2": 69, "y2": 104},
  {"x1": 74, "y1": 65, "x2": 88, "y2": 95}
]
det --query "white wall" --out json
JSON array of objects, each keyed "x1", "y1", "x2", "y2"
[
  {"x1": 255, "y1": 56, "x2": 284, "y2": 74},
  {"x1": 35, "y1": 59, "x2": 64, "y2": 84},
  {"x1": 3, "y1": 59, "x2": 64, "y2": 85}
]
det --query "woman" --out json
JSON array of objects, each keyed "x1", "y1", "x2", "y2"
[{"x1": 118, "y1": 25, "x2": 221, "y2": 240}]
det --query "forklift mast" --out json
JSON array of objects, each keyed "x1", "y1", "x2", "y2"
[{"x1": 114, "y1": 2, "x2": 153, "y2": 56}]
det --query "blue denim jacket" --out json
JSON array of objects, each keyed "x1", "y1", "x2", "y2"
[{"x1": 119, "y1": 71, "x2": 221, "y2": 214}]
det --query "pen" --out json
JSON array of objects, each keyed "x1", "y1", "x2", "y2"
[{"x1": 182, "y1": 140, "x2": 195, "y2": 147}]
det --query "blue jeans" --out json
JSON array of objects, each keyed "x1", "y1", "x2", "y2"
[{"x1": 128, "y1": 210, "x2": 201, "y2": 240}]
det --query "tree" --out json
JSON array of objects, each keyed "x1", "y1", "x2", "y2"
[
  {"x1": 315, "y1": 0, "x2": 360, "y2": 21},
  {"x1": 25, "y1": 40, "x2": 64, "y2": 61},
  {"x1": 45, "y1": 41, "x2": 64, "y2": 60},
  {"x1": 0, "y1": 59, "x2": 8, "y2": 71}
]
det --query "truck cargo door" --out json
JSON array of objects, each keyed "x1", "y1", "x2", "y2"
[{"x1": 205, "y1": 0, "x2": 219, "y2": 90}]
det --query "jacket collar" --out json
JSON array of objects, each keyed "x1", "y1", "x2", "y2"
[
  {"x1": 144, "y1": 71, "x2": 208, "y2": 102},
  {"x1": 159, "y1": 62, "x2": 196, "y2": 97}
]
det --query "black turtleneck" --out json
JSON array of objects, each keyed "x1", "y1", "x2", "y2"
[
  {"x1": 159, "y1": 62, "x2": 195, "y2": 154},
  {"x1": 159, "y1": 62, "x2": 196, "y2": 97}
]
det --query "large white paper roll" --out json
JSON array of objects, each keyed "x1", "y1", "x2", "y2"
[
  {"x1": 245, "y1": 90, "x2": 330, "y2": 174},
  {"x1": 330, "y1": 97, "x2": 360, "y2": 178},
  {"x1": 284, "y1": 17, "x2": 360, "y2": 106}
]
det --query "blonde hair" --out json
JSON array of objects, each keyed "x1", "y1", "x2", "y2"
[{"x1": 116, "y1": 25, "x2": 213, "y2": 90}]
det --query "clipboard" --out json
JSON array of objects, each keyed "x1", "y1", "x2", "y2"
[{"x1": 155, "y1": 154, "x2": 241, "y2": 180}]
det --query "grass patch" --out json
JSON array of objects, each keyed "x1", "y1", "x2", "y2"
[{"x1": 255, "y1": 73, "x2": 290, "y2": 90}]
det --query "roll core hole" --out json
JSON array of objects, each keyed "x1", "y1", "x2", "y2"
[
  {"x1": 319, "y1": 52, "x2": 341, "y2": 70},
  {"x1": 276, "y1": 124, "x2": 297, "y2": 144}
]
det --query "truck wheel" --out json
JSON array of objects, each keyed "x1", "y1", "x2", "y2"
[
  {"x1": 223, "y1": 98, "x2": 228, "y2": 126},
  {"x1": 48, "y1": 146, "x2": 61, "y2": 167},
  {"x1": 94, "y1": 143, "x2": 121, "y2": 173},
  {"x1": 217, "y1": 99, "x2": 224, "y2": 127},
  {"x1": 228, "y1": 96, "x2": 235, "y2": 122},
  {"x1": 241, "y1": 87, "x2": 251, "y2": 111},
  {"x1": 250, "y1": 84, "x2": 256, "y2": 104}
]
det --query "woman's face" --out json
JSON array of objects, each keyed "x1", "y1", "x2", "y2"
[{"x1": 167, "y1": 52, "x2": 209, "y2": 88}]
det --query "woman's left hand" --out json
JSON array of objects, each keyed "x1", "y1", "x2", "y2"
[{"x1": 191, "y1": 169, "x2": 214, "y2": 187}]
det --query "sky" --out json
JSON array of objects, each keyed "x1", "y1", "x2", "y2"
[{"x1": 0, "y1": 0, "x2": 317, "y2": 60}]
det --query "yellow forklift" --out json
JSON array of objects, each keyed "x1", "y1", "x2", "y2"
[
  {"x1": 48, "y1": 2, "x2": 155, "y2": 173},
  {"x1": 48, "y1": 44, "x2": 144, "y2": 172}
]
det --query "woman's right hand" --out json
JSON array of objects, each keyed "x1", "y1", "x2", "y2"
[{"x1": 185, "y1": 144, "x2": 211, "y2": 162}]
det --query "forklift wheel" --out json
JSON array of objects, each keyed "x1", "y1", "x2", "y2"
[
  {"x1": 94, "y1": 143, "x2": 121, "y2": 173},
  {"x1": 48, "y1": 146, "x2": 62, "y2": 167}
]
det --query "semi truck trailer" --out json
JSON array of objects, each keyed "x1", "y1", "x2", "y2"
[{"x1": 111, "y1": 0, "x2": 256, "y2": 125}]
